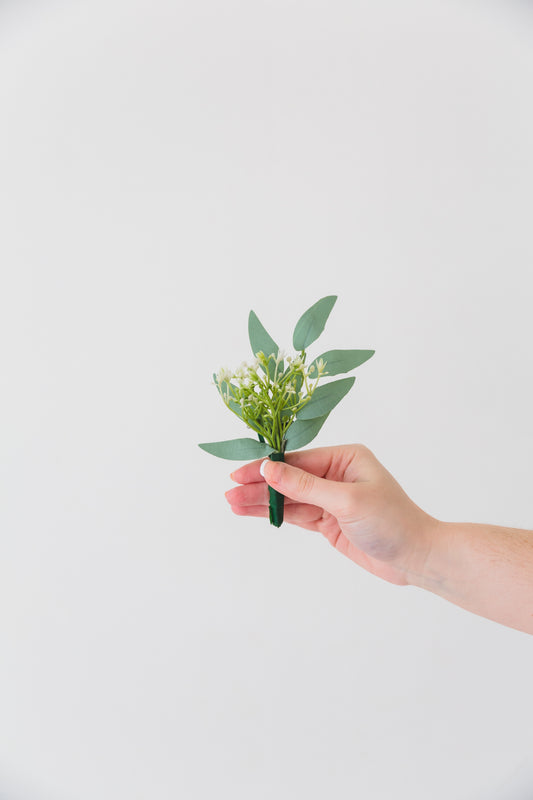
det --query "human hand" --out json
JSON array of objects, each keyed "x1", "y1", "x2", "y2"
[{"x1": 226, "y1": 444, "x2": 438, "y2": 586}]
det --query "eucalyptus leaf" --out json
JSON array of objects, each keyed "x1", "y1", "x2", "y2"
[
  {"x1": 213, "y1": 373, "x2": 242, "y2": 417},
  {"x1": 309, "y1": 349, "x2": 375, "y2": 376},
  {"x1": 296, "y1": 376, "x2": 355, "y2": 420},
  {"x1": 293, "y1": 295, "x2": 337, "y2": 351},
  {"x1": 198, "y1": 438, "x2": 276, "y2": 460},
  {"x1": 228, "y1": 400, "x2": 242, "y2": 417},
  {"x1": 248, "y1": 310, "x2": 281, "y2": 379},
  {"x1": 285, "y1": 413, "x2": 330, "y2": 450},
  {"x1": 213, "y1": 373, "x2": 237, "y2": 396}
]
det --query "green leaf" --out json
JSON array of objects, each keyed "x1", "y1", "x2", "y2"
[
  {"x1": 292, "y1": 295, "x2": 337, "y2": 351},
  {"x1": 285, "y1": 413, "x2": 330, "y2": 450},
  {"x1": 228, "y1": 400, "x2": 242, "y2": 417},
  {"x1": 198, "y1": 438, "x2": 276, "y2": 460},
  {"x1": 213, "y1": 373, "x2": 242, "y2": 418},
  {"x1": 213, "y1": 373, "x2": 236, "y2": 395},
  {"x1": 309, "y1": 349, "x2": 375, "y2": 376},
  {"x1": 248, "y1": 310, "x2": 281, "y2": 379},
  {"x1": 296, "y1": 376, "x2": 355, "y2": 420}
]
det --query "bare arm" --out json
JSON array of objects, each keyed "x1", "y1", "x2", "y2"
[{"x1": 409, "y1": 519, "x2": 533, "y2": 634}]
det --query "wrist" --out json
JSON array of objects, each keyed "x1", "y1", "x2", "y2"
[{"x1": 404, "y1": 516, "x2": 455, "y2": 591}]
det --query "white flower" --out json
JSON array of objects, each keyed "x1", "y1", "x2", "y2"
[
  {"x1": 292, "y1": 354, "x2": 304, "y2": 368},
  {"x1": 216, "y1": 367, "x2": 233, "y2": 384},
  {"x1": 234, "y1": 361, "x2": 249, "y2": 379}
]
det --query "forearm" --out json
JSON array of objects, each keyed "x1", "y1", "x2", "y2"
[{"x1": 407, "y1": 519, "x2": 533, "y2": 634}]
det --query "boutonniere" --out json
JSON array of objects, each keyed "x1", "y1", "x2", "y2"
[{"x1": 199, "y1": 295, "x2": 374, "y2": 527}]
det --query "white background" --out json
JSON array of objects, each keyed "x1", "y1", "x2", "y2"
[{"x1": 1, "y1": 1, "x2": 533, "y2": 798}]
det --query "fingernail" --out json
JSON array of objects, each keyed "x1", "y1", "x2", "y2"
[{"x1": 259, "y1": 459, "x2": 268, "y2": 478}]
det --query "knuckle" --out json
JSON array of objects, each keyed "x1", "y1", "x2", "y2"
[
  {"x1": 354, "y1": 442, "x2": 373, "y2": 460},
  {"x1": 296, "y1": 469, "x2": 315, "y2": 497}
]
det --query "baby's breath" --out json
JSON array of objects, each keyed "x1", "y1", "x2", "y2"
[{"x1": 215, "y1": 350, "x2": 327, "y2": 452}]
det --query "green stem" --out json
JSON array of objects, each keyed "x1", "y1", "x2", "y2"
[
  {"x1": 258, "y1": 436, "x2": 285, "y2": 527},
  {"x1": 267, "y1": 450, "x2": 285, "y2": 527}
]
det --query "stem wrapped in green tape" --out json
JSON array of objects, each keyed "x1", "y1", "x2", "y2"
[
  {"x1": 268, "y1": 450, "x2": 285, "y2": 527},
  {"x1": 258, "y1": 435, "x2": 285, "y2": 527}
]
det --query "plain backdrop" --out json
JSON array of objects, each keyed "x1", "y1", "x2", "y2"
[{"x1": 1, "y1": 1, "x2": 533, "y2": 798}]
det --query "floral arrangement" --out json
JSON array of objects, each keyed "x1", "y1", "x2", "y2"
[{"x1": 199, "y1": 295, "x2": 374, "y2": 526}]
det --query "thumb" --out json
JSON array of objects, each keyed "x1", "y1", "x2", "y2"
[{"x1": 260, "y1": 458, "x2": 348, "y2": 513}]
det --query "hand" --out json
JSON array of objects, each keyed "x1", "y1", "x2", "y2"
[{"x1": 226, "y1": 444, "x2": 438, "y2": 586}]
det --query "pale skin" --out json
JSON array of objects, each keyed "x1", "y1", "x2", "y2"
[{"x1": 225, "y1": 444, "x2": 533, "y2": 635}]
